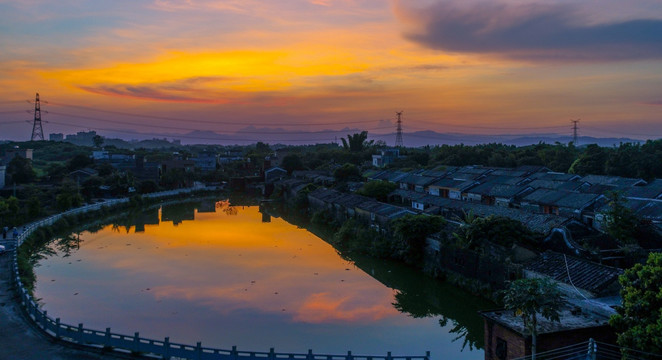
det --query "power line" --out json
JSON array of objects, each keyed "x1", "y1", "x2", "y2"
[
  {"x1": 0, "y1": 120, "x2": 27, "y2": 126},
  {"x1": 46, "y1": 111, "x2": 395, "y2": 135},
  {"x1": 413, "y1": 119, "x2": 569, "y2": 130},
  {"x1": 45, "y1": 120, "x2": 338, "y2": 143},
  {"x1": 40, "y1": 99, "x2": 571, "y2": 131},
  {"x1": 0, "y1": 100, "x2": 28, "y2": 105},
  {"x1": 42, "y1": 101, "x2": 384, "y2": 127}
]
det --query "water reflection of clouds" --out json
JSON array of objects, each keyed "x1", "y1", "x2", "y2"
[
  {"x1": 34, "y1": 204, "x2": 489, "y2": 358},
  {"x1": 72, "y1": 206, "x2": 401, "y2": 325},
  {"x1": 294, "y1": 292, "x2": 398, "y2": 323}
]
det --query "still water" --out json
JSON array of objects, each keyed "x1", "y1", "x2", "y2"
[{"x1": 34, "y1": 200, "x2": 492, "y2": 359}]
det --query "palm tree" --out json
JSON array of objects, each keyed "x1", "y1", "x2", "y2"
[
  {"x1": 341, "y1": 131, "x2": 374, "y2": 152},
  {"x1": 502, "y1": 278, "x2": 566, "y2": 360}
]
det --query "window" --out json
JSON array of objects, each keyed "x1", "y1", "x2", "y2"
[{"x1": 495, "y1": 337, "x2": 507, "y2": 360}]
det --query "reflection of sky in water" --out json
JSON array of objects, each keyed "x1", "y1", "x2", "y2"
[{"x1": 34, "y1": 204, "x2": 486, "y2": 359}]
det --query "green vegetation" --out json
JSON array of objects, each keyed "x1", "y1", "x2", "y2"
[
  {"x1": 453, "y1": 215, "x2": 541, "y2": 250},
  {"x1": 333, "y1": 163, "x2": 361, "y2": 182},
  {"x1": 340, "y1": 131, "x2": 373, "y2": 152},
  {"x1": 603, "y1": 191, "x2": 639, "y2": 245},
  {"x1": 281, "y1": 154, "x2": 304, "y2": 174},
  {"x1": 6, "y1": 155, "x2": 36, "y2": 184},
  {"x1": 355, "y1": 180, "x2": 397, "y2": 202},
  {"x1": 392, "y1": 214, "x2": 445, "y2": 263},
  {"x1": 502, "y1": 278, "x2": 566, "y2": 360},
  {"x1": 610, "y1": 252, "x2": 662, "y2": 359}
]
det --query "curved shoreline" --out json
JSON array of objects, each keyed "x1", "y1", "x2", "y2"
[{"x1": 8, "y1": 188, "x2": 431, "y2": 360}]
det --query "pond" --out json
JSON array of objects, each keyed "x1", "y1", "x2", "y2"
[{"x1": 33, "y1": 199, "x2": 493, "y2": 359}]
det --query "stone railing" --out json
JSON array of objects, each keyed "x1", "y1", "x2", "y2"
[{"x1": 10, "y1": 188, "x2": 430, "y2": 360}]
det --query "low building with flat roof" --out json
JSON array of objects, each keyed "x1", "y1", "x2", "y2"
[{"x1": 480, "y1": 298, "x2": 617, "y2": 360}]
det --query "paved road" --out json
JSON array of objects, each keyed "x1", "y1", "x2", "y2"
[{"x1": 0, "y1": 251, "x2": 130, "y2": 360}]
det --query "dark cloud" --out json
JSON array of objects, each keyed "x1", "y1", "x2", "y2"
[
  {"x1": 642, "y1": 100, "x2": 662, "y2": 106},
  {"x1": 77, "y1": 76, "x2": 241, "y2": 103},
  {"x1": 79, "y1": 84, "x2": 219, "y2": 103},
  {"x1": 397, "y1": 1, "x2": 662, "y2": 62}
]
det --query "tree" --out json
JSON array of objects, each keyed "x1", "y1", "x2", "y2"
[
  {"x1": 67, "y1": 153, "x2": 94, "y2": 171},
  {"x1": 610, "y1": 252, "x2": 662, "y2": 358},
  {"x1": 6, "y1": 156, "x2": 36, "y2": 184},
  {"x1": 502, "y1": 278, "x2": 566, "y2": 360},
  {"x1": 391, "y1": 214, "x2": 445, "y2": 264},
  {"x1": 254, "y1": 141, "x2": 271, "y2": 154},
  {"x1": 453, "y1": 215, "x2": 539, "y2": 250},
  {"x1": 568, "y1": 144, "x2": 608, "y2": 175},
  {"x1": 333, "y1": 163, "x2": 361, "y2": 182},
  {"x1": 603, "y1": 191, "x2": 639, "y2": 245},
  {"x1": 281, "y1": 154, "x2": 304, "y2": 175},
  {"x1": 355, "y1": 180, "x2": 397, "y2": 202},
  {"x1": 341, "y1": 131, "x2": 374, "y2": 152},
  {"x1": 93, "y1": 134, "x2": 104, "y2": 148},
  {"x1": 27, "y1": 196, "x2": 41, "y2": 218}
]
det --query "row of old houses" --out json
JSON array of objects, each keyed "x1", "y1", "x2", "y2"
[{"x1": 365, "y1": 165, "x2": 662, "y2": 232}]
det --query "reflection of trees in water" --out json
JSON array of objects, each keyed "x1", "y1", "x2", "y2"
[
  {"x1": 216, "y1": 200, "x2": 239, "y2": 216},
  {"x1": 276, "y1": 208, "x2": 488, "y2": 351},
  {"x1": 348, "y1": 254, "x2": 491, "y2": 352},
  {"x1": 222, "y1": 206, "x2": 238, "y2": 216},
  {"x1": 54, "y1": 233, "x2": 82, "y2": 258},
  {"x1": 392, "y1": 290, "x2": 482, "y2": 351},
  {"x1": 215, "y1": 200, "x2": 230, "y2": 209}
]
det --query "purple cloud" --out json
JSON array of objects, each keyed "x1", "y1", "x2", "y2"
[{"x1": 396, "y1": 1, "x2": 662, "y2": 62}]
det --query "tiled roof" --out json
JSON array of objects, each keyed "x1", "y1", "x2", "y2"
[
  {"x1": 399, "y1": 174, "x2": 439, "y2": 186},
  {"x1": 581, "y1": 175, "x2": 645, "y2": 188},
  {"x1": 625, "y1": 179, "x2": 662, "y2": 199},
  {"x1": 467, "y1": 182, "x2": 531, "y2": 198},
  {"x1": 523, "y1": 189, "x2": 601, "y2": 209},
  {"x1": 527, "y1": 179, "x2": 583, "y2": 191},
  {"x1": 397, "y1": 189, "x2": 568, "y2": 232},
  {"x1": 529, "y1": 172, "x2": 581, "y2": 182},
  {"x1": 524, "y1": 251, "x2": 623, "y2": 294}
]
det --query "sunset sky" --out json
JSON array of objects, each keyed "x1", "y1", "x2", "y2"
[{"x1": 1, "y1": 0, "x2": 661, "y2": 142}]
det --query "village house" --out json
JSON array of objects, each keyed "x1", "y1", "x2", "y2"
[
  {"x1": 68, "y1": 167, "x2": 98, "y2": 183},
  {"x1": 264, "y1": 167, "x2": 287, "y2": 183},
  {"x1": 427, "y1": 178, "x2": 479, "y2": 199},
  {"x1": 397, "y1": 173, "x2": 438, "y2": 193},
  {"x1": 191, "y1": 152, "x2": 218, "y2": 172},
  {"x1": 481, "y1": 299, "x2": 617, "y2": 360},
  {"x1": 371, "y1": 148, "x2": 400, "y2": 167},
  {"x1": 520, "y1": 189, "x2": 603, "y2": 217},
  {"x1": 624, "y1": 178, "x2": 662, "y2": 199}
]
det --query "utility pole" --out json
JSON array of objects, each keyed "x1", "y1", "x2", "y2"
[
  {"x1": 395, "y1": 111, "x2": 403, "y2": 147},
  {"x1": 30, "y1": 92, "x2": 44, "y2": 141},
  {"x1": 570, "y1": 119, "x2": 580, "y2": 145}
]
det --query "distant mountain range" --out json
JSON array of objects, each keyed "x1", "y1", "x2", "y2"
[{"x1": 75, "y1": 127, "x2": 646, "y2": 148}]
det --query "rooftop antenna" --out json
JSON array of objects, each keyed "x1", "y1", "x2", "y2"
[
  {"x1": 395, "y1": 111, "x2": 403, "y2": 147},
  {"x1": 30, "y1": 92, "x2": 44, "y2": 141}
]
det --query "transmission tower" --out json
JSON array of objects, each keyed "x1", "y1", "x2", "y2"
[
  {"x1": 570, "y1": 119, "x2": 580, "y2": 145},
  {"x1": 30, "y1": 92, "x2": 44, "y2": 141},
  {"x1": 395, "y1": 111, "x2": 403, "y2": 147}
]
